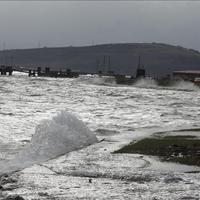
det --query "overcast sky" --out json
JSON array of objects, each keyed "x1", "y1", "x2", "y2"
[{"x1": 0, "y1": 1, "x2": 200, "y2": 50}]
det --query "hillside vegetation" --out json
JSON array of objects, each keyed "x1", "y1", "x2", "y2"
[{"x1": 1, "y1": 43, "x2": 200, "y2": 77}]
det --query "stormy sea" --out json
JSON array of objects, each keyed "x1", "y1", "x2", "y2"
[{"x1": 0, "y1": 72, "x2": 200, "y2": 199}]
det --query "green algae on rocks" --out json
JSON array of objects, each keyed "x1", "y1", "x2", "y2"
[{"x1": 114, "y1": 135, "x2": 200, "y2": 166}]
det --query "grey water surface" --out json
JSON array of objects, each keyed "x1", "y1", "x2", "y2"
[{"x1": 0, "y1": 72, "x2": 200, "y2": 199}]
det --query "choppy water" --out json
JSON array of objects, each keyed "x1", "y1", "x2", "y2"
[{"x1": 0, "y1": 72, "x2": 200, "y2": 199}]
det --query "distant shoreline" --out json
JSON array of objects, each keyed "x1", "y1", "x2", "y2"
[{"x1": 0, "y1": 42, "x2": 200, "y2": 77}]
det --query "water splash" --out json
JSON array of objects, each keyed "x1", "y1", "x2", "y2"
[
  {"x1": 134, "y1": 78, "x2": 158, "y2": 88},
  {"x1": 171, "y1": 80, "x2": 199, "y2": 91},
  {"x1": 134, "y1": 78, "x2": 199, "y2": 91},
  {"x1": 0, "y1": 111, "x2": 97, "y2": 175}
]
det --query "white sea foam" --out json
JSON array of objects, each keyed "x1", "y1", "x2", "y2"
[
  {"x1": 0, "y1": 111, "x2": 97, "y2": 175},
  {"x1": 134, "y1": 78, "x2": 199, "y2": 91},
  {"x1": 134, "y1": 78, "x2": 158, "y2": 88},
  {"x1": 77, "y1": 75, "x2": 116, "y2": 86},
  {"x1": 171, "y1": 80, "x2": 199, "y2": 91}
]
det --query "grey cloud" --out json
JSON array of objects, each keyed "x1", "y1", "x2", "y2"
[{"x1": 0, "y1": 1, "x2": 200, "y2": 50}]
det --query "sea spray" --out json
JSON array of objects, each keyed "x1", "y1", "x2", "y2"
[
  {"x1": 134, "y1": 78, "x2": 158, "y2": 88},
  {"x1": 0, "y1": 111, "x2": 97, "y2": 175},
  {"x1": 134, "y1": 78, "x2": 199, "y2": 91},
  {"x1": 171, "y1": 80, "x2": 199, "y2": 91}
]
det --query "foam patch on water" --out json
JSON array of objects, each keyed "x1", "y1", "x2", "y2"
[
  {"x1": 0, "y1": 111, "x2": 97, "y2": 175},
  {"x1": 77, "y1": 75, "x2": 116, "y2": 86}
]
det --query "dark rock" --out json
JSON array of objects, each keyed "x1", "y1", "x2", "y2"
[
  {"x1": 5, "y1": 195, "x2": 25, "y2": 200},
  {"x1": 181, "y1": 196, "x2": 199, "y2": 200},
  {"x1": 164, "y1": 176, "x2": 183, "y2": 183},
  {"x1": 38, "y1": 192, "x2": 49, "y2": 196},
  {"x1": 0, "y1": 177, "x2": 17, "y2": 185}
]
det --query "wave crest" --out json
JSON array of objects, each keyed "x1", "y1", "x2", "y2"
[{"x1": 0, "y1": 111, "x2": 97, "y2": 175}]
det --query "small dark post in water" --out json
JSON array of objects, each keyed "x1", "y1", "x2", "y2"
[
  {"x1": 29, "y1": 70, "x2": 36, "y2": 77},
  {"x1": 8, "y1": 69, "x2": 13, "y2": 76},
  {"x1": 108, "y1": 56, "x2": 111, "y2": 72},
  {"x1": 138, "y1": 55, "x2": 141, "y2": 68},
  {"x1": 37, "y1": 67, "x2": 41, "y2": 76},
  {"x1": 6, "y1": 66, "x2": 13, "y2": 76},
  {"x1": 98, "y1": 70, "x2": 102, "y2": 76},
  {"x1": 136, "y1": 56, "x2": 146, "y2": 79},
  {"x1": 107, "y1": 56, "x2": 114, "y2": 76},
  {"x1": 66, "y1": 69, "x2": 71, "y2": 75},
  {"x1": 103, "y1": 55, "x2": 106, "y2": 74},
  {"x1": 59, "y1": 69, "x2": 62, "y2": 75},
  {"x1": 1, "y1": 66, "x2": 6, "y2": 75},
  {"x1": 45, "y1": 67, "x2": 50, "y2": 75},
  {"x1": 0, "y1": 65, "x2": 13, "y2": 76},
  {"x1": 96, "y1": 60, "x2": 100, "y2": 73},
  {"x1": 1, "y1": 70, "x2": 4, "y2": 75}
]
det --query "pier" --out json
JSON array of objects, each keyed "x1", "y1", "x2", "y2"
[
  {"x1": 0, "y1": 65, "x2": 80, "y2": 78},
  {"x1": 0, "y1": 54, "x2": 144, "y2": 81},
  {"x1": 0, "y1": 66, "x2": 13, "y2": 76},
  {"x1": 35, "y1": 67, "x2": 79, "y2": 78}
]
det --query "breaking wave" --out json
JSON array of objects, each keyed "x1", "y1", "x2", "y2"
[
  {"x1": 133, "y1": 78, "x2": 199, "y2": 91},
  {"x1": 0, "y1": 111, "x2": 97, "y2": 175},
  {"x1": 74, "y1": 75, "x2": 199, "y2": 91},
  {"x1": 134, "y1": 78, "x2": 158, "y2": 88},
  {"x1": 170, "y1": 80, "x2": 199, "y2": 91}
]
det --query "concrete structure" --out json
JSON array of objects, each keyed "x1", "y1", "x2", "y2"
[
  {"x1": 173, "y1": 70, "x2": 200, "y2": 81},
  {"x1": 0, "y1": 66, "x2": 13, "y2": 75},
  {"x1": 33, "y1": 67, "x2": 79, "y2": 78}
]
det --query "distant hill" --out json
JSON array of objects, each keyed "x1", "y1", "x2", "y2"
[{"x1": 1, "y1": 43, "x2": 200, "y2": 77}]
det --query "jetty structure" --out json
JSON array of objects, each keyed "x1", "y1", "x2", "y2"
[
  {"x1": 29, "y1": 67, "x2": 79, "y2": 78},
  {"x1": 2, "y1": 54, "x2": 136, "y2": 80},
  {"x1": 0, "y1": 66, "x2": 13, "y2": 75},
  {"x1": 0, "y1": 65, "x2": 79, "y2": 78}
]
